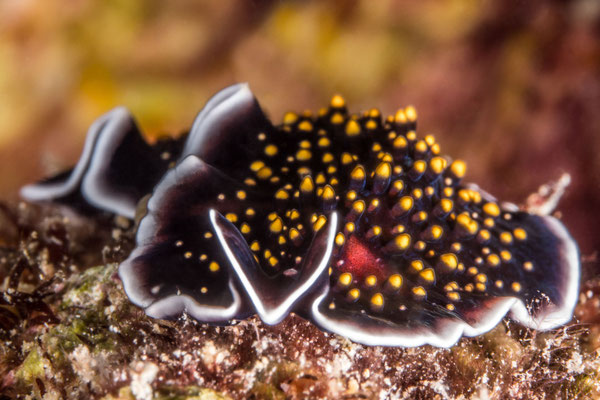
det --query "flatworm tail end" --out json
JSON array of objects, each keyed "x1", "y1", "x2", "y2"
[
  {"x1": 21, "y1": 107, "x2": 176, "y2": 218},
  {"x1": 20, "y1": 107, "x2": 123, "y2": 203},
  {"x1": 509, "y1": 214, "x2": 580, "y2": 330}
]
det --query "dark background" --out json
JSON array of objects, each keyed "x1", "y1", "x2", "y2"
[{"x1": 1, "y1": 0, "x2": 598, "y2": 275}]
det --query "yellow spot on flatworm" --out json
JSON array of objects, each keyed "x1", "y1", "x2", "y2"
[
  {"x1": 366, "y1": 120, "x2": 377, "y2": 130},
  {"x1": 477, "y1": 229, "x2": 491, "y2": 242},
  {"x1": 346, "y1": 191, "x2": 357, "y2": 201},
  {"x1": 322, "y1": 153, "x2": 334, "y2": 163},
  {"x1": 483, "y1": 202, "x2": 500, "y2": 217},
  {"x1": 341, "y1": 153, "x2": 354, "y2": 165},
  {"x1": 414, "y1": 240, "x2": 426, "y2": 252},
  {"x1": 388, "y1": 274, "x2": 403, "y2": 289},
  {"x1": 313, "y1": 215, "x2": 327, "y2": 232},
  {"x1": 330, "y1": 94, "x2": 345, "y2": 108},
  {"x1": 184, "y1": 251, "x2": 192, "y2": 259},
  {"x1": 450, "y1": 160, "x2": 467, "y2": 178},
  {"x1": 300, "y1": 176, "x2": 314, "y2": 193},
  {"x1": 268, "y1": 257, "x2": 279, "y2": 267},
  {"x1": 345, "y1": 120, "x2": 361, "y2": 137},
  {"x1": 523, "y1": 261, "x2": 534, "y2": 271},
  {"x1": 440, "y1": 199, "x2": 453, "y2": 213},
  {"x1": 289, "y1": 228, "x2": 300, "y2": 241},
  {"x1": 429, "y1": 157, "x2": 446, "y2": 174},
  {"x1": 413, "y1": 160, "x2": 426, "y2": 174},
  {"x1": 322, "y1": 185, "x2": 335, "y2": 201},
  {"x1": 514, "y1": 228, "x2": 527, "y2": 240},
  {"x1": 345, "y1": 222, "x2": 355, "y2": 233},
  {"x1": 371, "y1": 293, "x2": 384, "y2": 307},
  {"x1": 399, "y1": 196, "x2": 414, "y2": 211},
  {"x1": 245, "y1": 208, "x2": 255, "y2": 217},
  {"x1": 420, "y1": 268, "x2": 435, "y2": 282},
  {"x1": 241, "y1": 223, "x2": 251, "y2": 234},
  {"x1": 270, "y1": 217, "x2": 283, "y2": 233},
  {"x1": 256, "y1": 166, "x2": 273, "y2": 179},
  {"x1": 348, "y1": 288, "x2": 360, "y2": 300},
  {"x1": 447, "y1": 292, "x2": 460, "y2": 301},
  {"x1": 250, "y1": 160, "x2": 265, "y2": 172},
  {"x1": 365, "y1": 275, "x2": 377, "y2": 287},
  {"x1": 405, "y1": 106, "x2": 417, "y2": 121},
  {"x1": 352, "y1": 200, "x2": 365, "y2": 214},
  {"x1": 264, "y1": 144, "x2": 278, "y2": 156},
  {"x1": 351, "y1": 165, "x2": 366, "y2": 181},
  {"x1": 209, "y1": 261, "x2": 220, "y2": 272},
  {"x1": 236, "y1": 190, "x2": 246, "y2": 200},
  {"x1": 394, "y1": 109, "x2": 407, "y2": 123},
  {"x1": 440, "y1": 253, "x2": 458, "y2": 270},
  {"x1": 250, "y1": 241, "x2": 260, "y2": 251},
  {"x1": 318, "y1": 137, "x2": 331, "y2": 148},
  {"x1": 430, "y1": 225, "x2": 443, "y2": 240},
  {"x1": 296, "y1": 149, "x2": 312, "y2": 161},
  {"x1": 394, "y1": 233, "x2": 411, "y2": 250},
  {"x1": 412, "y1": 286, "x2": 426, "y2": 297},
  {"x1": 415, "y1": 140, "x2": 427, "y2": 153},
  {"x1": 500, "y1": 232, "x2": 513, "y2": 244},
  {"x1": 315, "y1": 173, "x2": 326, "y2": 184},
  {"x1": 500, "y1": 250, "x2": 512, "y2": 261},
  {"x1": 330, "y1": 113, "x2": 344, "y2": 124},
  {"x1": 425, "y1": 135, "x2": 436, "y2": 146},
  {"x1": 410, "y1": 260, "x2": 423, "y2": 272},
  {"x1": 375, "y1": 162, "x2": 391, "y2": 179},
  {"x1": 393, "y1": 136, "x2": 408, "y2": 149},
  {"x1": 335, "y1": 232, "x2": 345, "y2": 246},
  {"x1": 487, "y1": 254, "x2": 500, "y2": 267},
  {"x1": 275, "y1": 189, "x2": 289, "y2": 200},
  {"x1": 283, "y1": 112, "x2": 298, "y2": 125},
  {"x1": 511, "y1": 282, "x2": 522, "y2": 292},
  {"x1": 298, "y1": 120, "x2": 312, "y2": 131},
  {"x1": 339, "y1": 272, "x2": 352, "y2": 286},
  {"x1": 225, "y1": 213, "x2": 238, "y2": 223}
]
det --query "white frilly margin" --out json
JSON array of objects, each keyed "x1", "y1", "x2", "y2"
[
  {"x1": 309, "y1": 213, "x2": 580, "y2": 348},
  {"x1": 20, "y1": 107, "x2": 123, "y2": 202},
  {"x1": 20, "y1": 107, "x2": 139, "y2": 219},
  {"x1": 181, "y1": 83, "x2": 254, "y2": 160},
  {"x1": 210, "y1": 209, "x2": 338, "y2": 326},
  {"x1": 118, "y1": 155, "x2": 243, "y2": 322}
]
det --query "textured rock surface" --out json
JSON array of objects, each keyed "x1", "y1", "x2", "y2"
[{"x1": 0, "y1": 201, "x2": 598, "y2": 399}]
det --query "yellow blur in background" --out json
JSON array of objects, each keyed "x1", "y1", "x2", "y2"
[{"x1": 0, "y1": 0, "x2": 599, "y2": 259}]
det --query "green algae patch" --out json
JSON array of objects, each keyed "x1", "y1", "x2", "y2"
[{"x1": 15, "y1": 346, "x2": 52, "y2": 383}]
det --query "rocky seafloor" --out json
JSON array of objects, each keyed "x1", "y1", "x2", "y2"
[{"x1": 0, "y1": 200, "x2": 599, "y2": 400}]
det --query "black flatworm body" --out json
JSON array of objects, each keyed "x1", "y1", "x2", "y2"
[{"x1": 22, "y1": 84, "x2": 580, "y2": 347}]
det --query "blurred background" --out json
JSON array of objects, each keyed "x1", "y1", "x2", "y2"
[{"x1": 0, "y1": 0, "x2": 598, "y2": 275}]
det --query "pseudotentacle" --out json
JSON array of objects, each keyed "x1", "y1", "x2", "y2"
[{"x1": 21, "y1": 84, "x2": 580, "y2": 347}]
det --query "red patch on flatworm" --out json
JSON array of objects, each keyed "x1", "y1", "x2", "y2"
[{"x1": 338, "y1": 235, "x2": 385, "y2": 280}]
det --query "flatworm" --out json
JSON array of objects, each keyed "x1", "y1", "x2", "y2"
[{"x1": 21, "y1": 84, "x2": 580, "y2": 347}]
